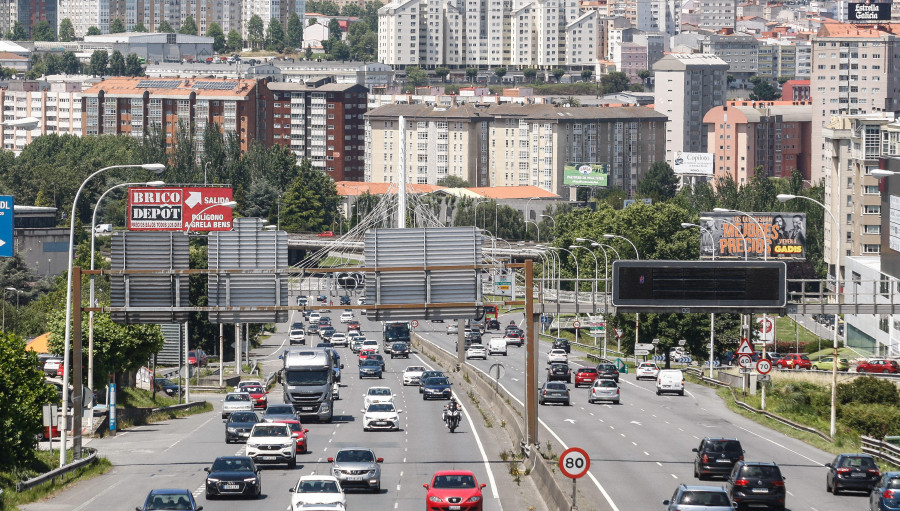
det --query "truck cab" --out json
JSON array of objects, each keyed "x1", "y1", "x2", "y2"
[{"x1": 279, "y1": 348, "x2": 335, "y2": 422}]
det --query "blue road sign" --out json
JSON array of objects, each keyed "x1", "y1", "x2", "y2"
[
  {"x1": 541, "y1": 315, "x2": 552, "y2": 324},
  {"x1": 109, "y1": 383, "x2": 117, "y2": 432},
  {"x1": 0, "y1": 196, "x2": 12, "y2": 257}
]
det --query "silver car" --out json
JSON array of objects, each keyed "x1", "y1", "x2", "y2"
[
  {"x1": 588, "y1": 379, "x2": 620, "y2": 404},
  {"x1": 329, "y1": 447, "x2": 383, "y2": 493},
  {"x1": 663, "y1": 484, "x2": 734, "y2": 510}
]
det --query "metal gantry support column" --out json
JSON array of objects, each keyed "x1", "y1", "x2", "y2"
[
  {"x1": 72, "y1": 266, "x2": 83, "y2": 459},
  {"x1": 524, "y1": 258, "x2": 538, "y2": 446}
]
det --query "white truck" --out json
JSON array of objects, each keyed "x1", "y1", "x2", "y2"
[{"x1": 279, "y1": 348, "x2": 336, "y2": 422}]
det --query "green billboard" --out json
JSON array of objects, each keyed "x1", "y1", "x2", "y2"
[{"x1": 564, "y1": 163, "x2": 608, "y2": 187}]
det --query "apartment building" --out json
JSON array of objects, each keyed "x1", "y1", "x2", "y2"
[
  {"x1": 0, "y1": 0, "x2": 57, "y2": 38},
  {"x1": 57, "y1": 0, "x2": 110, "y2": 37},
  {"x1": 653, "y1": 53, "x2": 728, "y2": 162},
  {"x1": 701, "y1": 32, "x2": 758, "y2": 85},
  {"x1": 0, "y1": 77, "x2": 94, "y2": 154},
  {"x1": 697, "y1": 0, "x2": 735, "y2": 31},
  {"x1": 565, "y1": 10, "x2": 604, "y2": 66},
  {"x1": 81, "y1": 77, "x2": 264, "y2": 155},
  {"x1": 364, "y1": 104, "x2": 666, "y2": 196},
  {"x1": 757, "y1": 41, "x2": 801, "y2": 80},
  {"x1": 782, "y1": 79, "x2": 810, "y2": 101},
  {"x1": 242, "y1": 0, "x2": 305, "y2": 42},
  {"x1": 265, "y1": 81, "x2": 368, "y2": 181},
  {"x1": 634, "y1": 0, "x2": 680, "y2": 36},
  {"x1": 703, "y1": 100, "x2": 812, "y2": 185}
]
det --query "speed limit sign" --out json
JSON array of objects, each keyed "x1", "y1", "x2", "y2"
[
  {"x1": 411, "y1": 320, "x2": 419, "y2": 328},
  {"x1": 559, "y1": 447, "x2": 590, "y2": 479}
]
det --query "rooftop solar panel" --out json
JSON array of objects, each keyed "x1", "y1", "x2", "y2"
[
  {"x1": 136, "y1": 80, "x2": 181, "y2": 89},
  {"x1": 194, "y1": 81, "x2": 239, "y2": 90}
]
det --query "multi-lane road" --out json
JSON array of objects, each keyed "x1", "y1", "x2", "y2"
[{"x1": 23, "y1": 292, "x2": 875, "y2": 511}]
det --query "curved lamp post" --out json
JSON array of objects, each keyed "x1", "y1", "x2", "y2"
[
  {"x1": 525, "y1": 220, "x2": 540, "y2": 243},
  {"x1": 777, "y1": 193, "x2": 841, "y2": 437},
  {"x1": 682, "y1": 222, "x2": 721, "y2": 378},
  {"x1": 569, "y1": 244, "x2": 598, "y2": 308},
  {"x1": 59, "y1": 163, "x2": 165, "y2": 468},
  {"x1": 549, "y1": 246, "x2": 580, "y2": 308}
]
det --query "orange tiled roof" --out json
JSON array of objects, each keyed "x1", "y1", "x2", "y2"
[
  {"x1": 82, "y1": 76, "x2": 259, "y2": 98},
  {"x1": 26, "y1": 333, "x2": 51, "y2": 353},
  {"x1": 465, "y1": 186, "x2": 559, "y2": 199},
  {"x1": 783, "y1": 79, "x2": 810, "y2": 86},
  {"x1": 817, "y1": 22, "x2": 900, "y2": 38},
  {"x1": 0, "y1": 51, "x2": 27, "y2": 60},
  {"x1": 335, "y1": 182, "x2": 445, "y2": 196}
]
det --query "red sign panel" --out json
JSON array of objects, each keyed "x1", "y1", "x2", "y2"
[{"x1": 128, "y1": 187, "x2": 234, "y2": 231}]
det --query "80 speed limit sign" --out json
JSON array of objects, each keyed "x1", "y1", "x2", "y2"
[{"x1": 559, "y1": 447, "x2": 590, "y2": 479}]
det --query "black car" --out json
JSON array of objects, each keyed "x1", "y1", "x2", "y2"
[
  {"x1": 505, "y1": 322, "x2": 520, "y2": 335},
  {"x1": 419, "y1": 370, "x2": 444, "y2": 393},
  {"x1": 224, "y1": 411, "x2": 260, "y2": 443},
  {"x1": 547, "y1": 363, "x2": 571, "y2": 383},
  {"x1": 825, "y1": 453, "x2": 880, "y2": 494},
  {"x1": 539, "y1": 381, "x2": 570, "y2": 406},
  {"x1": 487, "y1": 318, "x2": 500, "y2": 330},
  {"x1": 553, "y1": 338, "x2": 571, "y2": 353},
  {"x1": 307, "y1": 322, "x2": 319, "y2": 335},
  {"x1": 390, "y1": 342, "x2": 410, "y2": 359},
  {"x1": 153, "y1": 377, "x2": 181, "y2": 397},
  {"x1": 692, "y1": 437, "x2": 744, "y2": 480},
  {"x1": 320, "y1": 326, "x2": 336, "y2": 340},
  {"x1": 204, "y1": 456, "x2": 261, "y2": 499},
  {"x1": 726, "y1": 461, "x2": 786, "y2": 510},
  {"x1": 422, "y1": 376, "x2": 452, "y2": 400},
  {"x1": 291, "y1": 321, "x2": 303, "y2": 330},
  {"x1": 316, "y1": 295, "x2": 327, "y2": 303},
  {"x1": 596, "y1": 363, "x2": 620, "y2": 382},
  {"x1": 137, "y1": 489, "x2": 202, "y2": 511},
  {"x1": 339, "y1": 295, "x2": 351, "y2": 305}
]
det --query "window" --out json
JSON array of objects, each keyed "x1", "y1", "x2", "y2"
[{"x1": 864, "y1": 205, "x2": 881, "y2": 214}]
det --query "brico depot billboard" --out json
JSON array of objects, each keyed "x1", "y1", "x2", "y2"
[{"x1": 128, "y1": 187, "x2": 234, "y2": 231}]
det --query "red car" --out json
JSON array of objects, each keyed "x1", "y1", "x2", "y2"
[
  {"x1": 317, "y1": 231, "x2": 335, "y2": 237},
  {"x1": 274, "y1": 419, "x2": 309, "y2": 453},
  {"x1": 775, "y1": 353, "x2": 811, "y2": 370},
  {"x1": 243, "y1": 385, "x2": 268, "y2": 409},
  {"x1": 856, "y1": 359, "x2": 900, "y2": 374},
  {"x1": 424, "y1": 470, "x2": 486, "y2": 511},
  {"x1": 188, "y1": 349, "x2": 209, "y2": 367},
  {"x1": 574, "y1": 367, "x2": 599, "y2": 387},
  {"x1": 359, "y1": 348, "x2": 376, "y2": 362},
  {"x1": 347, "y1": 320, "x2": 360, "y2": 330}
]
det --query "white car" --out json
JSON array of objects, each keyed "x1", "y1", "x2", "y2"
[
  {"x1": 636, "y1": 361, "x2": 660, "y2": 380},
  {"x1": 222, "y1": 392, "x2": 253, "y2": 419},
  {"x1": 656, "y1": 369, "x2": 685, "y2": 396},
  {"x1": 547, "y1": 349, "x2": 568, "y2": 364},
  {"x1": 363, "y1": 386, "x2": 395, "y2": 408},
  {"x1": 331, "y1": 332, "x2": 348, "y2": 347},
  {"x1": 246, "y1": 422, "x2": 297, "y2": 468},
  {"x1": 465, "y1": 343, "x2": 487, "y2": 360},
  {"x1": 362, "y1": 339, "x2": 379, "y2": 353},
  {"x1": 308, "y1": 312, "x2": 321, "y2": 324},
  {"x1": 402, "y1": 366, "x2": 426, "y2": 386},
  {"x1": 289, "y1": 475, "x2": 346, "y2": 510},
  {"x1": 361, "y1": 402, "x2": 402, "y2": 431},
  {"x1": 447, "y1": 323, "x2": 459, "y2": 335},
  {"x1": 340, "y1": 311, "x2": 353, "y2": 323},
  {"x1": 289, "y1": 327, "x2": 306, "y2": 345}
]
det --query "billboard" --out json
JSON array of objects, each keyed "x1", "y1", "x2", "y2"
[
  {"x1": 848, "y1": 2, "x2": 891, "y2": 21},
  {"x1": 698, "y1": 212, "x2": 806, "y2": 260},
  {"x1": 564, "y1": 163, "x2": 608, "y2": 187},
  {"x1": 673, "y1": 152, "x2": 714, "y2": 175},
  {"x1": 128, "y1": 187, "x2": 234, "y2": 231}
]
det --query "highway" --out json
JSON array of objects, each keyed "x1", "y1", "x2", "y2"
[
  {"x1": 22, "y1": 304, "x2": 537, "y2": 511},
  {"x1": 415, "y1": 311, "x2": 869, "y2": 511}
]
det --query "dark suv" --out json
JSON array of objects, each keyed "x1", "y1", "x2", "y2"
[
  {"x1": 693, "y1": 437, "x2": 744, "y2": 480},
  {"x1": 825, "y1": 453, "x2": 880, "y2": 494},
  {"x1": 390, "y1": 342, "x2": 410, "y2": 359},
  {"x1": 547, "y1": 363, "x2": 571, "y2": 383},
  {"x1": 726, "y1": 461, "x2": 786, "y2": 510},
  {"x1": 596, "y1": 363, "x2": 620, "y2": 382},
  {"x1": 553, "y1": 338, "x2": 571, "y2": 353}
]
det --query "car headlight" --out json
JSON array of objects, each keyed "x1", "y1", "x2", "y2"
[
  {"x1": 207, "y1": 477, "x2": 220, "y2": 483},
  {"x1": 428, "y1": 496, "x2": 443, "y2": 503},
  {"x1": 226, "y1": 427, "x2": 237, "y2": 432},
  {"x1": 244, "y1": 477, "x2": 258, "y2": 483},
  {"x1": 321, "y1": 402, "x2": 331, "y2": 413},
  {"x1": 466, "y1": 496, "x2": 482, "y2": 503},
  {"x1": 283, "y1": 442, "x2": 294, "y2": 449},
  {"x1": 247, "y1": 442, "x2": 258, "y2": 448}
]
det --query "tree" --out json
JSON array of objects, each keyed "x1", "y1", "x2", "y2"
[
  {"x1": 280, "y1": 158, "x2": 340, "y2": 232},
  {"x1": 179, "y1": 15, "x2": 198, "y2": 35},
  {"x1": 347, "y1": 22, "x2": 376, "y2": 61},
  {"x1": 777, "y1": 76, "x2": 791, "y2": 85},
  {"x1": 247, "y1": 15, "x2": 264, "y2": 49},
  {"x1": 287, "y1": 12, "x2": 303, "y2": 48},
  {"x1": 342, "y1": 4, "x2": 363, "y2": 16},
  {"x1": 132, "y1": 22, "x2": 148, "y2": 32},
  {"x1": 109, "y1": 50, "x2": 125, "y2": 75},
  {"x1": 124, "y1": 53, "x2": 143, "y2": 76},
  {"x1": 61, "y1": 51, "x2": 80, "y2": 74},
  {"x1": 206, "y1": 22, "x2": 225, "y2": 52},
  {"x1": 109, "y1": 18, "x2": 126, "y2": 34},
  {"x1": 437, "y1": 175, "x2": 470, "y2": 188},
  {"x1": 89, "y1": 50, "x2": 109, "y2": 76},
  {"x1": 10, "y1": 21, "x2": 26, "y2": 40},
  {"x1": 31, "y1": 20, "x2": 56, "y2": 41},
  {"x1": 0, "y1": 333, "x2": 57, "y2": 470},
  {"x1": 58, "y1": 18, "x2": 75, "y2": 41},
  {"x1": 600, "y1": 71, "x2": 630, "y2": 94},
  {"x1": 466, "y1": 67, "x2": 478, "y2": 82},
  {"x1": 628, "y1": 83, "x2": 645, "y2": 92},
  {"x1": 494, "y1": 67, "x2": 507, "y2": 81},
  {"x1": 637, "y1": 69, "x2": 652, "y2": 88},
  {"x1": 266, "y1": 17, "x2": 285, "y2": 51},
  {"x1": 435, "y1": 67, "x2": 450, "y2": 82},
  {"x1": 581, "y1": 69, "x2": 593, "y2": 81},
  {"x1": 523, "y1": 67, "x2": 537, "y2": 82},
  {"x1": 157, "y1": 20, "x2": 174, "y2": 33},
  {"x1": 551, "y1": 68, "x2": 565, "y2": 82},
  {"x1": 749, "y1": 76, "x2": 781, "y2": 101},
  {"x1": 305, "y1": 47, "x2": 313, "y2": 60},
  {"x1": 86, "y1": 26, "x2": 101, "y2": 36},
  {"x1": 226, "y1": 29, "x2": 242, "y2": 51},
  {"x1": 405, "y1": 66, "x2": 429, "y2": 87},
  {"x1": 328, "y1": 18, "x2": 342, "y2": 39},
  {"x1": 637, "y1": 161, "x2": 679, "y2": 203}
]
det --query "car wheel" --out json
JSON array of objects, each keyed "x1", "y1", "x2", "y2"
[
  {"x1": 694, "y1": 465, "x2": 699, "y2": 479},
  {"x1": 373, "y1": 483, "x2": 381, "y2": 493},
  {"x1": 679, "y1": 390, "x2": 684, "y2": 396},
  {"x1": 539, "y1": 398, "x2": 544, "y2": 405},
  {"x1": 656, "y1": 389, "x2": 661, "y2": 396},
  {"x1": 826, "y1": 479, "x2": 831, "y2": 492},
  {"x1": 564, "y1": 400, "x2": 570, "y2": 406},
  {"x1": 858, "y1": 368, "x2": 866, "y2": 373},
  {"x1": 813, "y1": 365, "x2": 818, "y2": 370},
  {"x1": 832, "y1": 483, "x2": 839, "y2": 495}
]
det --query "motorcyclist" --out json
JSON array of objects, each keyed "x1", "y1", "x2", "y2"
[{"x1": 443, "y1": 398, "x2": 461, "y2": 423}]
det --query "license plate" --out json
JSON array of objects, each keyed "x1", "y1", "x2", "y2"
[
  {"x1": 347, "y1": 475, "x2": 364, "y2": 481},
  {"x1": 376, "y1": 421, "x2": 388, "y2": 426},
  {"x1": 751, "y1": 488, "x2": 768, "y2": 493},
  {"x1": 262, "y1": 456, "x2": 276, "y2": 461},
  {"x1": 717, "y1": 458, "x2": 732, "y2": 463},
  {"x1": 223, "y1": 484, "x2": 239, "y2": 490},
  {"x1": 450, "y1": 506, "x2": 461, "y2": 511},
  {"x1": 240, "y1": 432, "x2": 250, "y2": 437},
  {"x1": 851, "y1": 472, "x2": 866, "y2": 478},
  {"x1": 302, "y1": 407, "x2": 315, "y2": 411}
]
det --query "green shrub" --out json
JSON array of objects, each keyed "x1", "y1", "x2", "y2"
[
  {"x1": 839, "y1": 403, "x2": 900, "y2": 438},
  {"x1": 836, "y1": 376, "x2": 900, "y2": 406}
]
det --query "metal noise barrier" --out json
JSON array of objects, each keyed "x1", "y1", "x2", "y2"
[
  {"x1": 364, "y1": 227, "x2": 483, "y2": 322},
  {"x1": 110, "y1": 231, "x2": 190, "y2": 324}
]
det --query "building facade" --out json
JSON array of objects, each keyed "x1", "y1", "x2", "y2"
[
  {"x1": 701, "y1": 32, "x2": 759, "y2": 85},
  {"x1": 697, "y1": 0, "x2": 735, "y2": 31},
  {"x1": 782, "y1": 79, "x2": 811, "y2": 101},
  {"x1": 0, "y1": 77, "x2": 93, "y2": 154}
]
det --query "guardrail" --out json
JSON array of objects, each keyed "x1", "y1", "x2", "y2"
[
  {"x1": 150, "y1": 401, "x2": 207, "y2": 414},
  {"x1": 16, "y1": 447, "x2": 99, "y2": 492},
  {"x1": 861, "y1": 436, "x2": 900, "y2": 467}
]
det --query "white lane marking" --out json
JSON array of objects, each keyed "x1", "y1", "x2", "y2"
[
  {"x1": 644, "y1": 452, "x2": 650, "y2": 456},
  {"x1": 165, "y1": 416, "x2": 213, "y2": 451},
  {"x1": 71, "y1": 479, "x2": 125, "y2": 511},
  {"x1": 631, "y1": 442, "x2": 637, "y2": 446},
  {"x1": 193, "y1": 483, "x2": 204, "y2": 497},
  {"x1": 657, "y1": 462, "x2": 662, "y2": 466},
  {"x1": 736, "y1": 425, "x2": 825, "y2": 466},
  {"x1": 671, "y1": 474, "x2": 678, "y2": 479}
]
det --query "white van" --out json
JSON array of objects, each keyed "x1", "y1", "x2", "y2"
[
  {"x1": 656, "y1": 369, "x2": 685, "y2": 396},
  {"x1": 488, "y1": 336, "x2": 507, "y2": 356}
]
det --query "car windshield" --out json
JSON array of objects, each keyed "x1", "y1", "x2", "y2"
[
  {"x1": 244, "y1": 386, "x2": 263, "y2": 393},
  {"x1": 680, "y1": 491, "x2": 730, "y2": 506},
  {"x1": 425, "y1": 377, "x2": 450, "y2": 385},
  {"x1": 298, "y1": 479, "x2": 340, "y2": 493},
  {"x1": 277, "y1": 421, "x2": 302, "y2": 432},
  {"x1": 145, "y1": 492, "x2": 193, "y2": 510},
  {"x1": 740, "y1": 465, "x2": 781, "y2": 478},
  {"x1": 551, "y1": 365, "x2": 567, "y2": 371},
  {"x1": 265, "y1": 405, "x2": 294, "y2": 415},
  {"x1": 157, "y1": 378, "x2": 174, "y2": 386},
  {"x1": 229, "y1": 412, "x2": 257, "y2": 422},
  {"x1": 211, "y1": 458, "x2": 254, "y2": 472},
  {"x1": 707, "y1": 440, "x2": 741, "y2": 454},
  {"x1": 251, "y1": 425, "x2": 288, "y2": 437},
  {"x1": 406, "y1": 367, "x2": 425, "y2": 372},
  {"x1": 598, "y1": 364, "x2": 615, "y2": 371},
  {"x1": 546, "y1": 383, "x2": 567, "y2": 390},
  {"x1": 284, "y1": 369, "x2": 330, "y2": 386},
  {"x1": 369, "y1": 388, "x2": 391, "y2": 395},
  {"x1": 596, "y1": 380, "x2": 617, "y2": 388},
  {"x1": 361, "y1": 360, "x2": 381, "y2": 367},
  {"x1": 367, "y1": 404, "x2": 395, "y2": 413},
  {"x1": 800, "y1": 355, "x2": 810, "y2": 361},
  {"x1": 335, "y1": 449, "x2": 375, "y2": 463},
  {"x1": 226, "y1": 394, "x2": 249, "y2": 402},
  {"x1": 433, "y1": 474, "x2": 477, "y2": 489}
]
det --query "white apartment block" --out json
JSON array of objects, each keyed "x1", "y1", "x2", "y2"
[
  {"x1": 565, "y1": 10, "x2": 602, "y2": 66},
  {"x1": 697, "y1": 0, "x2": 735, "y2": 31},
  {"x1": 58, "y1": 0, "x2": 107, "y2": 38},
  {"x1": 378, "y1": 0, "x2": 421, "y2": 66},
  {"x1": 635, "y1": 0, "x2": 680, "y2": 36},
  {"x1": 0, "y1": 78, "x2": 91, "y2": 155},
  {"x1": 652, "y1": 53, "x2": 728, "y2": 162},
  {"x1": 242, "y1": 0, "x2": 304, "y2": 41},
  {"x1": 182, "y1": 0, "x2": 244, "y2": 35}
]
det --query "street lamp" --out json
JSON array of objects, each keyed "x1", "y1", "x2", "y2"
[
  {"x1": 778, "y1": 193, "x2": 841, "y2": 437},
  {"x1": 541, "y1": 214, "x2": 556, "y2": 237},
  {"x1": 575, "y1": 237, "x2": 610, "y2": 296},
  {"x1": 525, "y1": 220, "x2": 540, "y2": 243},
  {"x1": 683, "y1": 222, "x2": 720, "y2": 378},
  {"x1": 59, "y1": 163, "x2": 165, "y2": 468},
  {"x1": 603, "y1": 233, "x2": 640, "y2": 364},
  {"x1": 2, "y1": 287, "x2": 21, "y2": 333},
  {"x1": 602, "y1": 233, "x2": 639, "y2": 259},
  {"x1": 569, "y1": 244, "x2": 598, "y2": 307},
  {"x1": 549, "y1": 247, "x2": 580, "y2": 307},
  {"x1": 88, "y1": 181, "x2": 165, "y2": 392}
]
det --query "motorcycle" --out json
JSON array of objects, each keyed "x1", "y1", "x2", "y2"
[{"x1": 444, "y1": 408, "x2": 461, "y2": 433}]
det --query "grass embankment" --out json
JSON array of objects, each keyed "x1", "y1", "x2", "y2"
[
  {"x1": 116, "y1": 387, "x2": 213, "y2": 429},
  {"x1": 0, "y1": 449, "x2": 112, "y2": 510}
]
